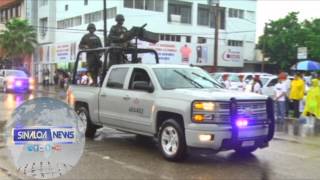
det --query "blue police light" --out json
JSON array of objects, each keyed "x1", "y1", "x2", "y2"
[{"x1": 236, "y1": 118, "x2": 248, "y2": 128}]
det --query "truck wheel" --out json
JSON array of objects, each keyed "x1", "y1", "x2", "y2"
[
  {"x1": 159, "y1": 119, "x2": 187, "y2": 161},
  {"x1": 235, "y1": 147, "x2": 258, "y2": 155},
  {"x1": 76, "y1": 106, "x2": 99, "y2": 138}
]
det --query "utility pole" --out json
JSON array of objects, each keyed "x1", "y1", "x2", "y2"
[
  {"x1": 261, "y1": 23, "x2": 267, "y2": 72},
  {"x1": 103, "y1": 0, "x2": 107, "y2": 47},
  {"x1": 213, "y1": 0, "x2": 220, "y2": 71}
]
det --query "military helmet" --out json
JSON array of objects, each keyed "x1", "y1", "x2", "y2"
[
  {"x1": 115, "y1": 14, "x2": 125, "y2": 22},
  {"x1": 87, "y1": 23, "x2": 96, "y2": 31}
]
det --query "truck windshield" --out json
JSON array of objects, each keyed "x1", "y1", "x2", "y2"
[{"x1": 153, "y1": 68, "x2": 223, "y2": 90}]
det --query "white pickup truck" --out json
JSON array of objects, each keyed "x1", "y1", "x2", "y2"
[{"x1": 67, "y1": 62, "x2": 275, "y2": 161}]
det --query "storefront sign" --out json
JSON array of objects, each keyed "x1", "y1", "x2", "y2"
[{"x1": 219, "y1": 47, "x2": 243, "y2": 67}]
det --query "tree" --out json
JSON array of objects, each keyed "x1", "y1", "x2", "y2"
[
  {"x1": 257, "y1": 12, "x2": 304, "y2": 71},
  {"x1": 0, "y1": 18, "x2": 37, "y2": 66},
  {"x1": 302, "y1": 19, "x2": 320, "y2": 61}
]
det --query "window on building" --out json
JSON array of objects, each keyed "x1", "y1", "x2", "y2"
[
  {"x1": 155, "y1": 0, "x2": 164, "y2": 11},
  {"x1": 84, "y1": 0, "x2": 88, "y2": 6},
  {"x1": 186, "y1": 36, "x2": 191, "y2": 43},
  {"x1": 12, "y1": 7, "x2": 16, "y2": 17},
  {"x1": 124, "y1": 0, "x2": 134, "y2": 8},
  {"x1": 159, "y1": 34, "x2": 182, "y2": 42},
  {"x1": 40, "y1": 0, "x2": 48, "y2": 7},
  {"x1": 198, "y1": 7, "x2": 209, "y2": 26},
  {"x1": 84, "y1": 7, "x2": 117, "y2": 24},
  {"x1": 84, "y1": 10, "x2": 102, "y2": 24},
  {"x1": 160, "y1": 34, "x2": 165, "y2": 40},
  {"x1": 145, "y1": 0, "x2": 154, "y2": 10},
  {"x1": 40, "y1": 17, "x2": 48, "y2": 38},
  {"x1": 176, "y1": 35, "x2": 181, "y2": 42},
  {"x1": 197, "y1": 37, "x2": 206, "y2": 44},
  {"x1": 135, "y1": 0, "x2": 144, "y2": 9},
  {"x1": 168, "y1": 1, "x2": 192, "y2": 24},
  {"x1": 219, "y1": 8, "x2": 226, "y2": 29},
  {"x1": 65, "y1": 5, "x2": 69, "y2": 11},
  {"x1": 107, "y1": 7, "x2": 117, "y2": 19},
  {"x1": 228, "y1": 40, "x2": 243, "y2": 47},
  {"x1": 7, "y1": 9, "x2": 11, "y2": 19},
  {"x1": 16, "y1": 5, "x2": 21, "y2": 17},
  {"x1": 165, "y1": 35, "x2": 170, "y2": 41},
  {"x1": 246, "y1": 10, "x2": 255, "y2": 21},
  {"x1": 124, "y1": 0, "x2": 163, "y2": 12},
  {"x1": 57, "y1": 16, "x2": 82, "y2": 29},
  {"x1": 197, "y1": 5, "x2": 225, "y2": 30},
  {"x1": 228, "y1": 8, "x2": 244, "y2": 19},
  {"x1": 0, "y1": 11, "x2": 4, "y2": 23}
]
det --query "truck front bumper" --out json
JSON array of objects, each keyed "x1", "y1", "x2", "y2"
[{"x1": 185, "y1": 124, "x2": 270, "y2": 151}]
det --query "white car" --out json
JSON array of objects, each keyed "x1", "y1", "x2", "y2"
[
  {"x1": 210, "y1": 72, "x2": 242, "y2": 90},
  {"x1": 0, "y1": 69, "x2": 35, "y2": 93}
]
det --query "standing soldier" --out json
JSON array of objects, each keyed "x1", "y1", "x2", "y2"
[
  {"x1": 79, "y1": 23, "x2": 102, "y2": 85},
  {"x1": 108, "y1": 14, "x2": 130, "y2": 67}
]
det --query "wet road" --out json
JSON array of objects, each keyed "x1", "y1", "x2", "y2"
[{"x1": 0, "y1": 89, "x2": 320, "y2": 179}]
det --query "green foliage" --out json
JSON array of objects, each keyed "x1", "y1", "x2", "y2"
[
  {"x1": 258, "y1": 12, "x2": 320, "y2": 71},
  {"x1": 0, "y1": 18, "x2": 37, "y2": 59}
]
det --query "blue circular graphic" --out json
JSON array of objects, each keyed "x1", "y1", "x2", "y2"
[{"x1": 5, "y1": 97, "x2": 85, "y2": 179}]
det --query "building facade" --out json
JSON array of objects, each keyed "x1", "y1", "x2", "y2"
[
  {"x1": 0, "y1": 0, "x2": 25, "y2": 67},
  {"x1": 33, "y1": 0, "x2": 257, "y2": 83}
]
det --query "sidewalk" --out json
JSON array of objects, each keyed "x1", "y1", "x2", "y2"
[
  {"x1": 35, "y1": 85, "x2": 65, "y2": 94},
  {"x1": 273, "y1": 118, "x2": 320, "y2": 147}
]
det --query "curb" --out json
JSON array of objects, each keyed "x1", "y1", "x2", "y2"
[{"x1": 273, "y1": 135, "x2": 320, "y2": 147}]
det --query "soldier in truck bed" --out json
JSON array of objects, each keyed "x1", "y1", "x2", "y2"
[
  {"x1": 79, "y1": 23, "x2": 102, "y2": 85},
  {"x1": 108, "y1": 14, "x2": 129, "y2": 67}
]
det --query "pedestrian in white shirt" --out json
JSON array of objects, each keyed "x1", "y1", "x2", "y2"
[
  {"x1": 273, "y1": 74, "x2": 287, "y2": 129},
  {"x1": 238, "y1": 74, "x2": 246, "y2": 91},
  {"x1": 252, "y1": 75, "x2": 262, "y2": 94},
  {"x1": 222, "y1": 74, "x2": 231, "y2": 89}
]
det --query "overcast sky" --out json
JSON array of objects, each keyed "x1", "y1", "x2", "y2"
[{"x1": 256, "y1": 0, "x2": 320, "y2": 41}]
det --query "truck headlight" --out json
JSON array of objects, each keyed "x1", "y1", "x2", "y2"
[
  {"x1": 193, "y1": 101, "x2": 216, "y2": 111},
  {"x1": 192, "y1": 101, "x2": 229, "y2": 124}
]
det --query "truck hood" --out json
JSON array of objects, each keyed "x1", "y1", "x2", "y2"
[{"x1": 158, "y1": 88, "x2": 268, "y2": 101}]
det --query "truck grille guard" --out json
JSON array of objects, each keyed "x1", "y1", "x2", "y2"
[{"x1": 229, "y1": 97, "x2": 275, "y2": 145}]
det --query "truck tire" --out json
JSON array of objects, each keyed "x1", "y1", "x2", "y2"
[
  {"x1": 76, "y1": 106, "x2": 100, "y2": 138},
  {"x1": 235, "y1": 147, "x2": 258, "y2": 155},
  {"x1": 159, "y1": 119, "x2": 187, "y2": 161}
]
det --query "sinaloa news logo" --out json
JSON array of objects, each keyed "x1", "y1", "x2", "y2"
[
  {"x1": 13, "y1": 126, "x2": 76, "y2": 144},
  {"x1": 5, "y1": 97, "x2": 85, "y2": 179}
]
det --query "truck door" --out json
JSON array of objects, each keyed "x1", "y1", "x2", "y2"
[
  {"x1": 125, "y1": 68, "x2": 154, "y2": 133},
  {"x1": 99, "y1": 67, "x2": 130, "y2": 127}
]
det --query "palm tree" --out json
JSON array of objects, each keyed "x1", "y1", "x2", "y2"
[{"x1": 0, "y1": 18, "x2": 37, "y2": 67}]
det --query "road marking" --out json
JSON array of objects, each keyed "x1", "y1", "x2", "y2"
[{"x1": 89, "y1": 151, "x2": 172, "y2": 180}]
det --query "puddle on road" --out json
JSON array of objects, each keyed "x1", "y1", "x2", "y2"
[{"x1": 276, "y1": 120, "x2": 320, "y2": 138}]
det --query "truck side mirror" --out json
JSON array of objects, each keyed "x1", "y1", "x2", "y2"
[{"x1": 132, "y1": 81, "x2": 154, "y2": 93}]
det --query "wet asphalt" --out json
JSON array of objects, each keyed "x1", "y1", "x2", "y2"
[{"x1": 0, "y1": 87, "x2": 320, "y2": 180}]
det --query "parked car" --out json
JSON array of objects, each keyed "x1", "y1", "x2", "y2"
[
  {"x1": 210, "y1": 72, "x2": 242, "y2": 90},
  {"x1": 0, "y1": 69, "x2": 35, "y2": 93}
]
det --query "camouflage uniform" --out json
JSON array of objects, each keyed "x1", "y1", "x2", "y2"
[
  {"x1": 79, "y1": 23, "x2": 102, "y2": 84},
  {"x1": 108, "y1": 14, "x2": 129, "y2": 67}
]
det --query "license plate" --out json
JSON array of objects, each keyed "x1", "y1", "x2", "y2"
[{"x1": 241, "y1": 140, "x2": 255, "y2": 147}]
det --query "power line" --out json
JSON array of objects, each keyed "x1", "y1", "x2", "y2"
[{"x1": 0, "y1": 22, "x2": 256, "y2": 36}]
